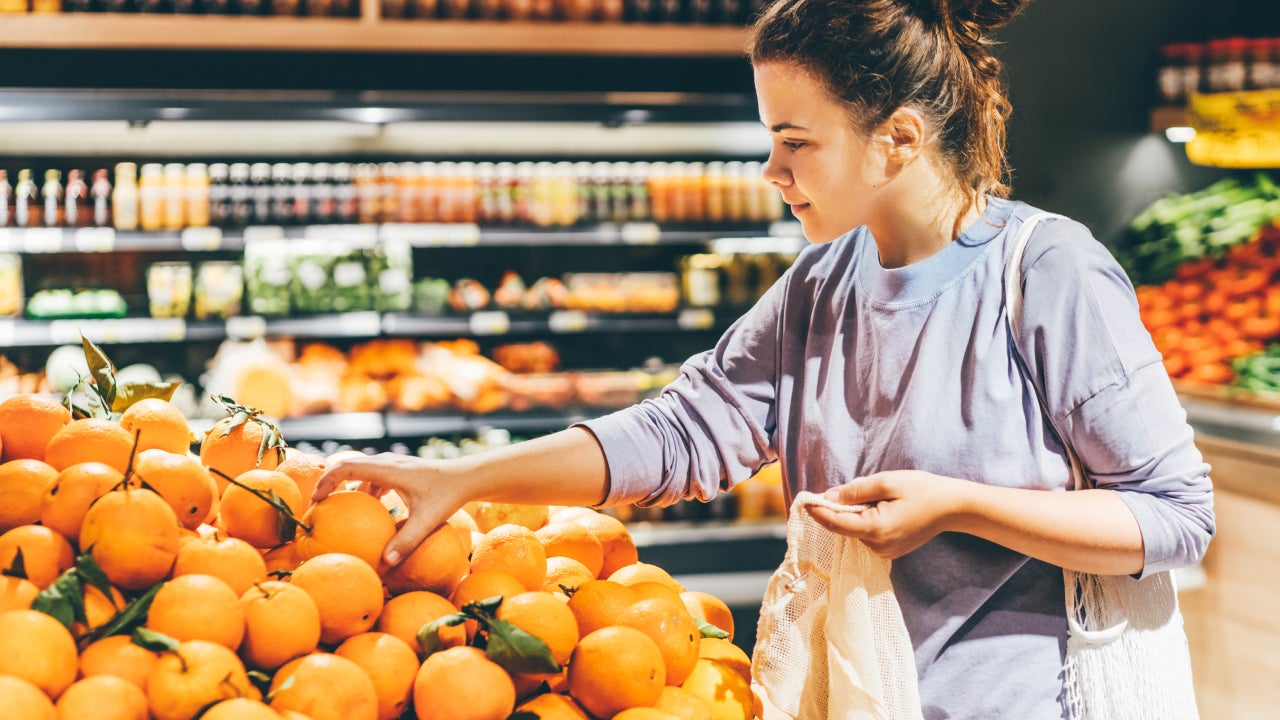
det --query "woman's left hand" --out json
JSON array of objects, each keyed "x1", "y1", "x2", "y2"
[{"x1": 806, "y1": 470, "x2": 971, "y2": 559}]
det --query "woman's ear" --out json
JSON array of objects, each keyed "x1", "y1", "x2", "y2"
[{"x1": 881, "y1": 107, "x2": 927, "y2": 164}]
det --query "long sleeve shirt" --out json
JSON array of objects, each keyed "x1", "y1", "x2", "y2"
[{"x1": 578, "y1": 196, "x2": 1215, "y2": 719}]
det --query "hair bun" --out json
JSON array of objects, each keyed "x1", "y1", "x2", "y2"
[{"x1": 950, "y1": 0, "x2": 1028, "y2": 32}]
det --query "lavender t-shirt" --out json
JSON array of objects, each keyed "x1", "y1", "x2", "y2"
[{"x1": 579, "y1": 197, "x2": 1215, "y2": 719}]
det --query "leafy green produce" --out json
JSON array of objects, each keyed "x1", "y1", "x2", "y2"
[
  {"x1": 1232, "y1": 344, "x2": 1280, "y2": 395},
  {"x1": 1118, "y1": 173, "x2": 1280, "y2": 285}
]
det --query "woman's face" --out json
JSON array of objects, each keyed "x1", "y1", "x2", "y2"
[{"x1": 754, "y1": 61, "x2": 888, "y2": 244}]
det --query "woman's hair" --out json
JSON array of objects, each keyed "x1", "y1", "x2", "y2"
[{"x1": 749, "y1": 0, "x2": 1028, "y2": 199}]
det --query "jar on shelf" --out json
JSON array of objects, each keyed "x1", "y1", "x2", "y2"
[
  {"x1": 680, "y1": 254, "x2": 722, "y2": 308},
  {"x1": 244, "y1": 239, "x2": 292, "y2": 316},
  {"x1": 147, "y1": 261, "x2": 193, "y2": 319},
  {"x1": 194, "y1": 261, "x2": 244, "y2": 320},
  {"x1": 1206, "y1": 38, "x2": 1248, "y2": 93},
  {"x1": 1157, "y1": 44, "x2": 1186, "y2": 104},
  {"x1": 1247, "y1": 37, "x2": 1280, "y2": 90},
  {"x1": 0, "y1": 254, "x2": 23, "y2": 318}
]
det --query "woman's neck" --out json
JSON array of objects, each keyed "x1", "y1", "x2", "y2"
[{"x1": 868, "y1": 160, "x2": 985, "y2": 269}]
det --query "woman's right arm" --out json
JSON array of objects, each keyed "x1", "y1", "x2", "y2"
[{"x1": 312, "y1": 426, "x2": 610, "y2": 566}]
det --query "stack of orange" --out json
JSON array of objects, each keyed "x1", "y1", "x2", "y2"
[
  {"x1": 0, "y1": 390, "x2": 756, "y2": 720},
  {"x1": 1138, "y1": 222, "x2": 1280, "y2": 385}
]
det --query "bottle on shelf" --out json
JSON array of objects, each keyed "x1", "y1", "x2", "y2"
[
  {"x1": 332, "y1": 162, "x2": 359, "y2": 224},
  {"x1": 186, "y1": 163, "x2": 210, "y2": 229},
  {"x1": 228, "y1": 163, "x2": 252, "y2": 227},
  {"x1": 312, "y1": 162, "x2": 337, "y2": 225},
  {"x1": 139, "y1": 163, "x2": 166, "y2": 232},
  {"x1": 208, "y1": 163, "x2": 231, "y2": 227},
  {"x1": 396, "y1": 161, "x2": 420, "y2": 223},
  {"x1": 90, "y1": 169, "x2": 113, "y2": 228},
  {"x1": 292, "y1": 162, "x2": 315, "y2": 226},
  {"x1": 64, "y1": 169, "x2": 91, "y2": 228},
  {"x1": 113, "y1": 162, "x2": 139, "y2": 232},
  {"x1": 0, "y1": 170, "x2": 11, "y2": 228},
  {"x1": 30, "y1": 0, "x2": 60, "y2": 12},
  {"x1": 163, "y1": 163, "x2": 187, "y2": 231},
  {"x1": 270, "y1": 163, "x2": 296, "y2": 226},
  {"x1": 250, "y1": 162, "x2": 274, "y2": 226},
  {"x1": 41, "y1": 169, "x2": 64, "y2": 229}
]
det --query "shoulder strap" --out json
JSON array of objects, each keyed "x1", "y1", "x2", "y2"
[{"x1": 1002, "y1": 212, "x2": 1090, "y2": 491}]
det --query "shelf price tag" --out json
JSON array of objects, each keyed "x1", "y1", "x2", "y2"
[
  {"x1": 243, "y1": 226, "x2": 285, "y2": 244},
  {"x1": 677, "y1": 308, "x2": 716, "y2": 331},
  {"x1": 469, "y1": 311, "x2": 510, "y2": 336},
  {"x1": 226, "y1": 316, "x2": 267, "y2": 340},
  {"x1": 181, "y1": 226, "x2": 223, "y2": 251},
  {"x1": 768, "y1": 221, "x2": 803, "y2": 239},
  {"x1": 22, "y1": 228, "x2": 64, "y2": 254},
  {"x1": 445, "y1": 224, "x2": 482, "y2": 247},
  {"x1": 621, "y1": 222, "x2": 662, "y2": 245},
  {"x1": 0, "y1": 229, "x2": 15, "y2": 253},
  {"x1": 48, "y1": 320, "x2": 83, "y2": 346},
  {"x1": 73, "y1": 227, "x2": 116, "y2": 253},
  {"x1": 337, "y1": 312, "x2": 382, "y2": 337},
  {"x1": 548, "y1": 310, "x2": 589, "y2": 333},
  {"x1": 0, "y1": 320, "x2": 14, "y2": 347}
]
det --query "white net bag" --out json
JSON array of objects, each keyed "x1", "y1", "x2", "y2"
[{"x1": 752, "y1": 492, "x2": 923, "y2": 720}]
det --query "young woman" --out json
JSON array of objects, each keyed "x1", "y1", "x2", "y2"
[{"x1": 313, "y1": 1, "x2": 1215, "y2": 716}]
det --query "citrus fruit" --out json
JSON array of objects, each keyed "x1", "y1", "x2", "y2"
[
  {"x1": 119, "y1": 399, "x2": 192, "y2": 455},
  {"x1": 616, "y1": 598, "x2": 702, "y2": 685},
  {"x1": 376, "y1": 590, "x2": 466, "y2": 657},
  {"x1": 218, "y1": 469, "x2": 303, "y2": 549},
  {"x1": 295, "y1": 490, "x2": 395, "y2": 569},
  {"x1": 39, "y1": 461, "x2": 122, "y2": 544},
  {"x1": 239, "y1": 580, "x2": 322, "y2": 671},
  {"x1": 289, "y1": 552, "x2": 384, "y2": 645},
  {"x1": 172, "y1": 535, "x2": 267, "y2": 596},
  {"x1": 536, "y1": 521, "x2": 604, "y2": 578},
  {"x1": 268, "y1": 652, "x2": 379, "y2": 720},
  {"x1": 0, "y1": 675, "x2": 56, "y2": 720},
  {"x1": 570, "y1": 511, "x2": 639, "y2": 578},
  {"x1": 0, "y1": 608, "x2": 79, "y2": 699},
  {"x1": 335, "y1": 632, "x2": 419, "y2": 720},
  {"x1": 44, "y1": 418, "x2": 134, "y2": 473},
  {"x1": 55, "y1": 675, "x2": 149, "y2": 720},
  {"x1": 79, "y1": 634, "x2": 159, "y2": 689},
  {"x1": 565, "y1": 579, "x2": 639, "y2": 636},
  {"x1": 381, "y1": 521, "x2": 469, "y2": 597},
  {"x1": 414, "y1": 646, "x2": 515, "y2": 720},
  {"x1": 568, "y1": 626, "x2": 666, "y2": 719},
  {"x1": 0, "y1": 394, "x2": 70, "y2": 463},
  {"x1": 146, "y1": 639, "x2": 255, "y2": 720},
  {"x1": 79, "y1": 488, "x2": 180, "y2": 590},
  {"x1": 200, "y1": 415, "x2": 283, "y2": 490},
  {"x1": 495, "y1": 590, "x2": 580, "y2": 666},
  {"x1": 680, "y1": 591, "x2": 735, "y2": 642},
  {"x1": 679, "y1": 659, "x2": 753, "y2": 720},
  {"x1": 0, "y1": 458, "x2": 58, "y2": 533},
  {"x1": 0, "y1": 524, "x2": 74, "y2": 589},
  {"x1": 145, "y1": 573, "x2": 246, "y2": 650},
  {"x1": 470, "y1": 523, "x2": 547, "y2": 591}
]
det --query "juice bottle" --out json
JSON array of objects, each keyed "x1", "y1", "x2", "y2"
[
  {"x1": 292, "y1": 163, "x2": 314, "y2": 226},
  {"x1": 113, "y1": 163, "x2": 139, "y2": 231},
  {"x1": 249, "y1": 162, "x2": 273, "y2": 226},
  {"x1": 186, "y1": 163, "x2": 210, "y2": 228},
  {"x1": 139, "y1": 163, "x2": 165, "y2": 232},
  {"x1": 64, "y1": 169, "x2": 91, "y2": 228},
  {"x1": 90, "y1": 169, "x2": 113, "y2": 228},
  {"x1": 163, "y1": 163, "x2": 187, "y2": 231},
  {"x1": 332, "y1": 163, "x2": 358, "y2": 224},
  {"x1": 207, "y1": 163, "x2": 230, "y2": 227},
  {"x1": 41, "y1": 169, "x2": 64, "y2": 228},
  {"x1": 0, "y1": 170, "x2": 11, "y2": 228},
  {"x1": 270, "y1": 163, "x2": 295, "y2": 225},
  {"x1": 228, "y1": 163, "x2": 252, "y2": 227}
]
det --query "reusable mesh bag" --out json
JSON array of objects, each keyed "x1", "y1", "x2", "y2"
[
  {"x1": 1006, "y1": 212, "x2": 1200, "y2": 720},
  {"x1": 752, "y1": 492, "x2": 923, "y2": 720}
]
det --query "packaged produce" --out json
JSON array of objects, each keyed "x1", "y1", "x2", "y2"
[
  {"x1": 289, "y1": 238, "x2": 337, "y2": 314},
  {"x1": 370, "y1": 238, "x2": 413, "y2": 313},
  {"x1": 244, "y1": 238, "x2": 292, "y2": 316},
  {"x1": 1233, "y1": 344, "x2": 1280, "y2": 395},
  {"x1": 413, "y1": 277, "x2": 451, "y2": 315},
  {"x1": 575, "y1": 369, "x2": 646, "y2": 408},
  {"x1": 147, "y1": 261, "x2": 193, "y2": 319},
  {"x1": 194, "y1": 261, "x2": 244, "y2": 320},
  {"x1": 0, "y1": 253, "x2": 22, "y2": 317},
  {"x1": 329, "y1": 242, "x2": 371, "y2": 313},
  {"x1": 492, "y1": 341, "x2": 561, "y2": 374},
  {"x1": 26, "y1": 288, "x2": 128, "y2": 320},
  {"x1": 504, "y1": 372, "x2": 576, "y2": 411}
]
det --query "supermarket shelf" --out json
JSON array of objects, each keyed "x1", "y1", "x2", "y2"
[
  {"x1": 385, "y1": 410, "x2": 598, "y2": 437},
  {"x1": 627, "y1": 518, "x2": 786, "y2": 547},
  {"x1": 280, "y1": 412, "x2": 385, "y2": 442},
  {"x1": 1178, "y1": 389, "x2": 1280, "y2": 450},
  {"x1": 1151, "y1": 104, "x2": 1190, "y2": 133},
  {"x1": 0, "y1": 317, "x2": 226, "y2": 347},
  {"x1": 0, "y1": 15, "x2": 750, "y2": 57},
  {"x1": 0, "y1": 223, "x2": 789, "y2": 255}
]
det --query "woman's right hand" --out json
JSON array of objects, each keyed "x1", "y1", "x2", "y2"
[{"x1": 311, "y1": 452, "x2": 473, "y2": 567}]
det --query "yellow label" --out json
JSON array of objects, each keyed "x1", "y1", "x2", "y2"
[{"x1": 1187, "y1": 89, "x2": 1280, "y2": 168}]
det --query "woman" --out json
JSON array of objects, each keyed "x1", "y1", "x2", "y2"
[{"x1": 314, "y1": 1, "x2": 1215, "y2": 716}]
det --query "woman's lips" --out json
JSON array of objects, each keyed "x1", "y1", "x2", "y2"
[{"x1": 790, "y1": 203, "x2": 811, "y2": 214}]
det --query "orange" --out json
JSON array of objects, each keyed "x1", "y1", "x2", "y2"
[
  {"x1": 696, "y1": 638, "x2": 752, "y2": 684},
  {"x1": 679, "y1": 659, "x2": 752, "y2": 720},
  {"x1": 289, "y1": 552, "x2": 384, "y2": 645},
  {"x1": 118, "y1": 399, "x2": 192, "y2": 455},
  {"x1": 79, "y1": 489, "x2": 180, "y2": 590},
  {"x1": 376, "y1": 590, "x2": 466, "y2": 657},
  {"x1": 43, "y1": 418, "x2": 134, "y2": 473},
  {"x1": 0, "y1": 609, "x2": 78, "y2": 698},
  {"x1": 0, "y1": 458, "x2": 58, "y2": 533},
  {"x1": 514, "y1": 693, "x2": 590, "y2": 719},
  {"x1": 55, "y1": 675, "x2": 149, "y2": 720},
  {"x1": 335, "y1": 632, "x2": 419, "y2": 720},
  {"x1": 146, "y1": 639, "x2": 255, "y2": 720},
  {"x1": 467, "y1": 501, "x2": 548, "y2": 533},
  {"x1": 450, "y1": 568, "x2": 527, "y2": 639},
  {"x1": 568, "y1": 626, "x2": 666, "y2": 719},
  {"x1": 446, "y1": 508, "x2": 479, "y2": 555},
  {"x1": 631, "y1": 581, "x2": 685, "y2": 606},
  {"x1": 145, "y1": 573, "x2": 246, "y2": 650},
  {"x1": 614, "y1": 709, "x2": 680, "y2": 720},
  {"x1": 173, "y1": 535, "x2": 268, "y2": 596},
  {"x1": 295, "y1": 491, "x2": 395, "y2": 569},
  {"x1": 543, "y1": 556, "x2": 596, "y2": 595},
  {"x1": 0, "y1": 394, "x2": 70, "y2": 463},
  {"x1": 39, "y1": 461, "x2": 122, "y2": 545},
  {"x1": 470, "y1": 524, "x2": 547, "y2": 591},
  {"x1": 201, "y1": 698, "x2": 283, "y2": 720},
  {"x1": 0, "y1": 675, "x2": 56, "y2": 720},
  {"x1": 268, "y1": 652, "x2": 379, "y2": 720},
  {"x1": 680, "y1": 591, "x2": 735, "y2": 642},
  {"x1": 276, "y1": 453, "x2": 327, "y2": 507},
  {"x1": 134, "y1": 449, "x2": 217, "y2": 530},
  {"x1": 548, "y1": 505, "x2": 598, "y2": 524},
  {"x1": 616, "y1": 598, "x2": 702, "y2": 685},
  {"x1": 654, "y1": 686, "x2": 715, "y2": 720},
  {"x1": 565, "y1": 579, "x2": 639, "y2": 637},
  {"x1": 570, "y1": 511, "x2": 638, "y2": 578},
  {"x1": 381, "y1": 521, "x2": 469, "y2": 597},
  {"x1": 199, "y1": 416, "x2": 282, "y2": 490},
  {"x1": 218, "y1": 469, "x2": 303, "y2": 549},
  {"x1": 414, "y1": 646, "x2": 515, "y2": 720},
  {"x1": 536, "y1": 522, "x2": 604, "y2": 578},
  {"x1": 262, "y1": 541, "x2": 301, "y2": 574},
  {"x1": 74, "y1": 582, "x2": 126, "y2": 639},
  {"x1": 239, "y1": 580, "x2": 321, "y2": 671},
  {"x1": 495, "y1": 591, "x2": 580, "y2": 667},
  {"x1": 609, "y1": 562, "x2": 686, "y2": 594},
  {"x1": 80, "y1": 635, "x2": 159, "y2": 689},
  {"x1": 0, "y1": 525, "x2": 74, "y2": 589},
  {"x1": 0, "y1": 574, "x2": 38, "y2": 611}
]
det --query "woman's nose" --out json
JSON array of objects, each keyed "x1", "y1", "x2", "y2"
[{"x1": 762, "y1": 154, "x2": 792, "y2": 188}]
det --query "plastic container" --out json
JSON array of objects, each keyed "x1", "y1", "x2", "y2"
[
  {"x1": 194, "y1": 261, "x2": 243, "y2": 320},
  {"x1": 147, "y1": 261, "x2": 193, "y2": 319},
  {"x1": 0, "y1": 254, "x2": 22, "y2": 317},
  {"x1": 244, "y1": 239, "x2": 292, "y2": 316}
]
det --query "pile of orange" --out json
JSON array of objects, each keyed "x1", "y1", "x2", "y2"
[{"x1": 0, "y1": 390, "x2": 757, "y2": 720}]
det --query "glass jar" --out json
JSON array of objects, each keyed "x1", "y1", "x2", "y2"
[
  {"x1": 147, "y1": 261, "x2": 193, "y2": 319},
  {"x1": 680, "y1": 254, "x2": 722, "y2": 308},
  {"x1": 194, "y1": 261, "x2": 244, "y2": 320},
  {"x1": 1206, "y1": 38, "x2": 1248, "y2": 93},
  {"x1": 1247, "y1": 38, "x2": 1280, "y2": 90},
  {"x1": 244, "y1": 239, "x2": 292, "y2": 316}
]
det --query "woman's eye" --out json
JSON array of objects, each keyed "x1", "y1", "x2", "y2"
[{"x1": 782, "y1": 140, "x2": 806, "y2": 152}]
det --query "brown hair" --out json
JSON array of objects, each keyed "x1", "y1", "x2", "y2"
[{"x1": 749, "y1": 0, "x2": 1028, "y2": 199}]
